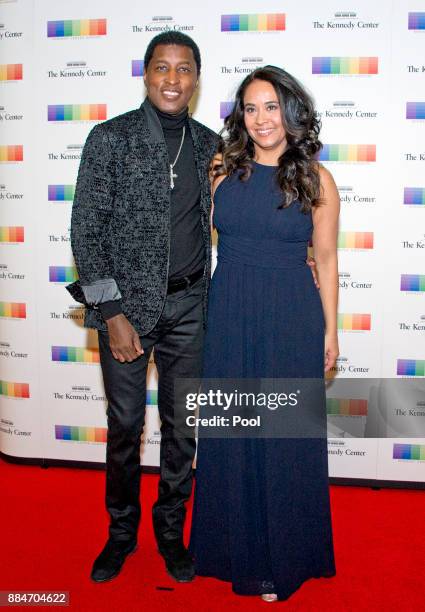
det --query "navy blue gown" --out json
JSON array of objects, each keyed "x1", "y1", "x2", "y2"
[{"x1": 189, "y1": 162, "x2": 336, "y2": 600}]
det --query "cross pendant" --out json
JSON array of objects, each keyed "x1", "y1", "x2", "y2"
[{"x1": 170, "y1": 165, "x2": 177, "y2": 189}]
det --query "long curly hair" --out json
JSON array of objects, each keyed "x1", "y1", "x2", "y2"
[{"x1": 215, "y1": 66, "x2": 322, "y2": 212}]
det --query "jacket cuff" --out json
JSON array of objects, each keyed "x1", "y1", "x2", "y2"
[
  {"x1": 98, "y1": 300, "x2": 123, "y2": 320},
  {"x1": 81, "y1": 278, "x2": 122, "y2": 305}
]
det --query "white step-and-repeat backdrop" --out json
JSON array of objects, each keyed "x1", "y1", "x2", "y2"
[{"x1": 1, "y1": 0, "x2": 424, "y2": 482}]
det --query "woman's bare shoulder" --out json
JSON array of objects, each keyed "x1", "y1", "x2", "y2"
[
  {"x1": 312, "y1": 161, "x2": 335, "y2": 187},
  {"x1": 312, "y1": 163, "x2": 340, "y2": 220}
]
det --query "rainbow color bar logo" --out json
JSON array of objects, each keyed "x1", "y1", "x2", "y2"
[
  {"x1": 312, "y1": 57, "x2": 378, "y2": 75},
  {"x1": 406, "y1": 102, "x2": 425, "y2": 119},
  {"x1": 397, "y1": 359, "x2": 425, "y2": 376},
  {"x1": 47, "y1": 19, "x2": 107, "y2": 38},
  {"x1": 49, "y1": 266, "x2": 78, "y2": 283},
  {"x1": 0, "y1": 64, "x2": 23, "y2": 81},
  {"x1": 400, "y1": 274, "x2": 425, "y2": 292},
  {"x1": 319, "y1": 144, "x2": 376, "y2": 162},
  {"x1": 52, "y1": 346, "x2": 100, "y2": 363},
  {"x1": 327, "y1": 398, "x2": 368, "y2": 416},
  {"x1": 48, "y1": 104, "x2": 106, "y2": 122},
  {"x1": 0, "y1": 302, "x2": 26, "y2": 318},
  {"x1": 0, "y1": 145, "x2": 23, "y2": 162},
  {"x1": 55, "y1": 425, "x2": 107, "y2": 443},
  {"x1": 393, "y1": 444, "x2": 425, "y2": 460},
  {"x1": 338, "y1": 232, "x2": 374, "y2": 249},
  {"x1": 221, "y1": 13, "x2": 285, "y2": 32},
  {"x1": 48, "y1": 185, "x2": 75, "y2": 201},
  {"x1": 220, "y1": 102, "x2": 234, "y2": 119},
  {"x1": 0, "y1": 380, "x2": 30, "y2": 398},
  {"x1": 408, "y1": 12, "x2": 425, "y2": 30},
  {"x1": 338, "y1": 313, "x2": 371, "y2": 331},
  {"x1": 0, "y1": 227, "x2": 24, "y2": 243},
  {"x1": 404, "y1": 188, "x2": 425, "y2": 205},
  {"x1": 132, "y1": 60, "x2": 144, "y2": 77},
  {"x1": 147, "y1": 389, "x2": 158, "y2": 405}
]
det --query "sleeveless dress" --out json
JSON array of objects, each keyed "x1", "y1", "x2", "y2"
[{"x1": 189, "y1": 162, "x2": 336, "y2": 600}]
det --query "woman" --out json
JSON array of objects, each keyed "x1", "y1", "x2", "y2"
[{"x1": 189, "y1": 66, "x2": 339, "y2": 602}]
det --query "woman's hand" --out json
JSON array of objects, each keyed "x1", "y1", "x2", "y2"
[
  {"x1": 306, "y1": 256, "x2": 319, "y2": 289},
  {"x1": 324, "y1": 332, "x2": 339, "y2": 372}
]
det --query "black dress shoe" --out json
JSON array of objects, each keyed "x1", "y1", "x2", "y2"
[
  {"x1": 158, "y1": 540, "x2": 195, "y2": 583},
  {"x1": 90, "y1": 539, "x2": 137, "y2": 583}
]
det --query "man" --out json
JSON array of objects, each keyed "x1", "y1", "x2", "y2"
[{"x1": 69, "y1": 32, "x2": 218, "y2": 583}]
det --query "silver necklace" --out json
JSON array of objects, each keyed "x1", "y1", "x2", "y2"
[{"x1": 169, "y1": 126, "x2": 186, "y2": 189}]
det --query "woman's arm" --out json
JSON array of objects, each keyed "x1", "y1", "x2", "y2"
[{"x1": 312, "y1": 165, "x2": 340, "y2": 372}]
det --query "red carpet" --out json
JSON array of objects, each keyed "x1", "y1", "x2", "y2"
[{"x1": 1, "y1": 458, "x2": 424, "y2": 611}]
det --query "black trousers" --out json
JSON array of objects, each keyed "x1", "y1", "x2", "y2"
[{"x1": 98, "y1": 279, "x2": 204, "y2": 546}]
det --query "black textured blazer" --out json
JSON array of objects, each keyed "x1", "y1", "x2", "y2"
[{"x1": 70, "y1": 97, "x2": 219, "y2": 336}]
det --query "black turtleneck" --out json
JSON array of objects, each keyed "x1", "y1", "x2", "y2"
[
  {"x1": 155, "y1": 106, "x2": 188, "y2": 130},
  {"x1": 154, "y1": 104, "x2": 204, "y2": 282}
]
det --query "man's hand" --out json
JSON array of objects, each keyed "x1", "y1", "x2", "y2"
[
  {"x1": 106, "y1": 314, "x2": 143, "y2": 363},
  {"x1": 307, "y1": 256, "x2": 320, "y2": 289}
]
